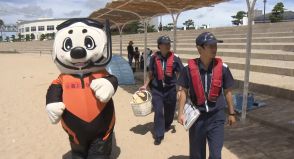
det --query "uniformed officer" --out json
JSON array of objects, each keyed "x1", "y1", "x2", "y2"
[
  {"x1": 177, "y1": 32, "x2": 236, "y2": 159},
  {"x1": 140, "y1": 35, "x2": 184, "y2": 145}
]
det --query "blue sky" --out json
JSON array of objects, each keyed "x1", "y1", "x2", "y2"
[{"x1": 0, "y1": 0, "x2": 293, "y2": 27}]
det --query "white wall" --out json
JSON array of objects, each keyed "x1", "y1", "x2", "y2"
[{"x1": 17, "y1": 19, "x2": 66, "y2": 40}]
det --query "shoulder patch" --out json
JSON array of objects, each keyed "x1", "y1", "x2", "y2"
[{"x1": 223, "y1": 63, "x2": 228, "y2": 68}]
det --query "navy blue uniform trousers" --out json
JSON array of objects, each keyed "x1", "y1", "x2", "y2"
[
  {"x1": 151, "y1": 86, "x2": 177, "y2": 138},
  {"x1": 189, "y1": 108, "x2": 225, "y2": 159}
]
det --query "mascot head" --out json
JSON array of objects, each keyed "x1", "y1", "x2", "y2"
[{"x1": 53, "y1": 18, "x2": 112, "y2": 74}]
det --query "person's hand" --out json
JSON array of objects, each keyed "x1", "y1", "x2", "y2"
[
  {"x1": 139, "y1": 85, "x2": 147, "y2": 91},
  {"x1": 90, "y1": 78, "x2": 115, "y2": 103},
  {"x1": 177, "y1": 91, "x2": 181, "y2": 100},
  {"x1": 228, "y1": 115, "x2": 236, "y2": 126},
  {"x1": 177, "y1": 113, "x2": 185, "y2": 125},
  {"x1": 46, "y1": 102, "x2": 65, "y2": 124}
]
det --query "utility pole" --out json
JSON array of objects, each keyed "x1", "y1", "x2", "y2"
[{"x1": 263, "y1": 0, "x2": 267, "y2": 23}]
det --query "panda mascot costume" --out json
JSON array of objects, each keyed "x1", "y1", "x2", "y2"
[{"x1": 45, "y1": 18, "x2": 118, "y2": 159}]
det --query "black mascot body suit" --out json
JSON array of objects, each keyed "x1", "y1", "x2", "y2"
[{"x1": 45, "y1": 18, "x2": 118, "y2": 159}]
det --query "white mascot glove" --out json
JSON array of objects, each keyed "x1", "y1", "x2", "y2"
[
  {"x1": 46, "y1": 102, "x2": 65, "y2": 124},
  {"x1": 90, "y1": 78, "x2": 115, "y2": 103}
]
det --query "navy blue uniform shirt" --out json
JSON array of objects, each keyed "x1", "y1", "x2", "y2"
[
  {"x1": 177, "y1": 58, "x2": 234, "y2": 112},
  {"x1": 149, "y1": 51, "x2": 184, "y2": 89}
]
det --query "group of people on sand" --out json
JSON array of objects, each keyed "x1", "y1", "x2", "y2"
[
  {"x1": 127, "y1": 41, "x2": 152, "y2": 70},
  {"x1": 137, "y1": 32, "x2": 236, "y2": 159},
  {"x1": 45, "y1": 17, "x2": 236, "y2": 159}
]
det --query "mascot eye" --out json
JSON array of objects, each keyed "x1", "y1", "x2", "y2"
[
  {"x1": 62, "y1": 37, "x2": 73, "y2": 52},
  {"x1": 84, "y1": 36, "x2": 96, "y2": 50}
]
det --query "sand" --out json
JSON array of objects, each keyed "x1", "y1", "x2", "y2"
[{"x1": 0, "y1": 53, "x2": 238, "y2": 159}]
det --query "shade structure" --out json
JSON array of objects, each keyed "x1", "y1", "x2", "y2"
[{"x1": 89, "y1": 0, "x2": 231, "y2": 85}]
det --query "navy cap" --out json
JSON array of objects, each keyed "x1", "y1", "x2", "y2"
[
  {"x1": 196, "y1": 32, "x2": 223, "y2": 46},
  {"x1": 157, "y1": 35, "x2": 173, "y2": 44}
]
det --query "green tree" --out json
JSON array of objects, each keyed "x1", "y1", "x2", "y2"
[
  {"x1": 269, "y1": 2, "x2": 285, "y2": 23},
  {"x1": 11, "y1": 35, "x2": 16, "y2": 42},
  {"x1": 18, "y1": 33, "x2": 22, "y2": 41},
  {"x1": 0, "y1": 19, "x2": 4, "y2": 40},
  {"x1": 52, "y1": 32, "x2": 55, "y2": 39},
  {"x1": 124, "y1": 21, "x2": 140, "y2": 34},
  {"x1": 40, "y1": 34, "x2": 46, "y2": 41},
  {"x1": 163, "y1": 23, "x2": 174, "y2": 31},
  {"x1": 31, "y1": 33, "x2": 35, "y2": 40},
  {"x1": 5, "y1": 36, "x2": 9, "y2": 42},
  {"x1": 25, "y1": 34, "x2": 30, "y2": 41},
  {"x1": 0, "y1": 36, "x2": 3, "y2": 42},
  {"x1": 147, "y1": 24, "x2": 156, "y2": 32},
  {"x1": 183, "y1": 19, "x2": 194, "y2": 30},
  {"x1": 231, "y1": 11, "x2": 247, "y2": 26}
]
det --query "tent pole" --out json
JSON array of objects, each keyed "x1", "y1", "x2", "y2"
[
  {"x1": 241, "y1": 0, "x2": 257, "y2": 121},
  {"x1": 119, "y1": 26, "x2": 123, "y2": 57},
  {"x1": 143, "y1": 19, "x2": 148, "y2": 84},
  {"x1": 171, "y1": 12, "x2": 181, "y2": 53}
]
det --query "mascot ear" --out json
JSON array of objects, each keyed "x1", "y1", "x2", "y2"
[{"x1": 93, "y1": 19, "x2": 112, "y2": 67}]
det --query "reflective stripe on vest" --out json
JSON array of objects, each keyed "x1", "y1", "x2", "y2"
[
  {"x1": 188, "y1": 58, "x2": 223, "y2": 106},
  {"x1": 154, "y1": 52, "x2": 174, "y2": 80}
]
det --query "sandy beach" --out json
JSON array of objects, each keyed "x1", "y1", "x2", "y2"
[{"x1": 0, "y1": 53, "x2": 238, "y2": 159}]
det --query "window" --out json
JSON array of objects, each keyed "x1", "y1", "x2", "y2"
[
  {"x1": 38, "y1": 26, "x2": 45, "y2": 31},
  {"x1": 31, "y1": 26, "x2": 36, "y2": 32},
  {"x1": 19, "y1": 29, "x2": 21, "y2": 33},
  {"x1": 25, "y1": 27, "x2": 30, "y2": 32},
  {"x1": 47, "y1": 25, "x2": 54, "y2": 31},
  {"x1": 21, "y1": 28, "x2": 24, "y2": 33}
]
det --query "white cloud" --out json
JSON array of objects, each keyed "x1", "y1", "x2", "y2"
[
  {"x1": 161, "y1": 0, "x2": 294, "y2": 27},
  {"x1": 84, "y1": 0, "x2": 111, "y2": 10},
  {"x1": 0, "y1": 3, "x2": 53, "y2": 19},
  {"x1": 64, "y1": 10, "x2": 82, "y2": 17},
  {"x1": 0, "y1": 0, "x2": 293, "y2": 26}
]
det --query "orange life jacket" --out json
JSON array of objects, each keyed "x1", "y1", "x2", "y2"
[
  {"x1": 154, "y1": 52, "x2": 174, "y2": 80},
  {"x1": 52, "y1": 70, "x2": 109, "y2": 123},
  {"x1": 188, "y1": 58, "x2": 223, "y2": 106}
]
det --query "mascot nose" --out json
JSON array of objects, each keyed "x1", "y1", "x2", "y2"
[{"x1": 70, "y1": 47, "x2": 87, "y2": 59}]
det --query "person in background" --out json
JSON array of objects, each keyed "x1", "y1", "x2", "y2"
[
  {"x1": 146, "y1": 48, "x2": 152, "y2": 71},
  {"x1": 140, "y1": 52, "x2": 144, "y2": 70},
  {"x1": 127, "y1": 41, "x2": 134, "y2": 66},
  {"x1": 134, "y1": 47, "x2": 140, "y2": 69}
]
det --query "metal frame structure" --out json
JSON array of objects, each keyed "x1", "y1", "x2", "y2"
[
  {"x1": 89, "y1": 0, "x2": 230, "y2": 84},
  {"x1": 90, "y1": 0, "x2": 257, "y2": 120},
  {"x1": 241, "y1": 0, "x2": 257, "y2": 121}
]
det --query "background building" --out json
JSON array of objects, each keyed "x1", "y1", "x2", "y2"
[{"x1": 16, "y1": 18, "x2": 69, "y2": 40}]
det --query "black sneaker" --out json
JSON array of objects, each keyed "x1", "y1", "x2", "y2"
[{"x1": 154, "y1": 137, "x2": 163, "y2": 145}]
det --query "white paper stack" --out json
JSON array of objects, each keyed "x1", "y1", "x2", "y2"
[{"x1": 183, "y1": 98, "x2": 200, "y2": 130}]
